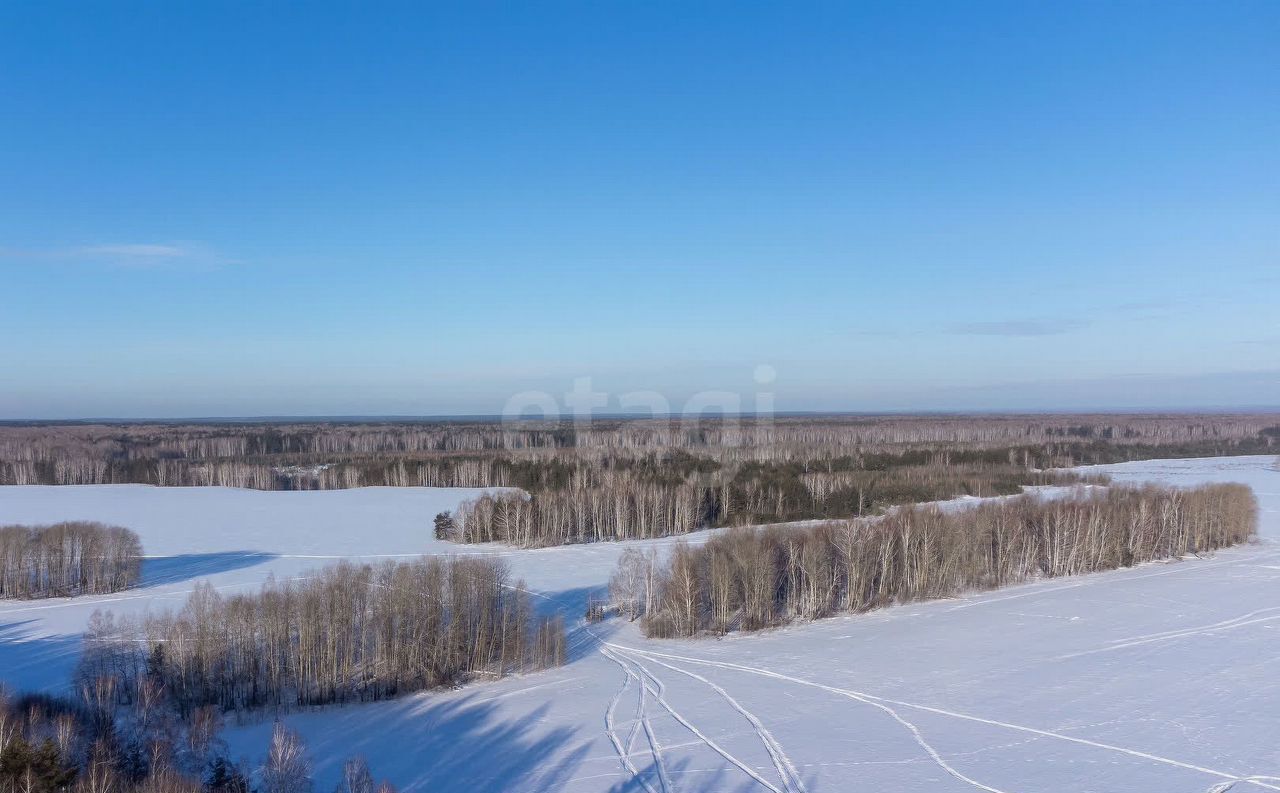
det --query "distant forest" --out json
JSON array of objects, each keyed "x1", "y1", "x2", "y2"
[{"x1": 3, "y1": 415, "x2": 1277, "y2": 547}]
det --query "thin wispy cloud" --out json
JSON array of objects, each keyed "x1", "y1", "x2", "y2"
[
  {"x1": 947, "y1": 318, "x2": 1087, "y2": 337},
  {"x1": 1, "y1": 242, "x2": 234, "y2": 270},
  {"x1": 1236, "y1": 334, "x2": 1280, "y2": 347},
  {"x1": 69, "y1": 242, "x2": 229, "y2": 269},
  {"x1": 1111, "y1": 300, "x2": 1171, "y2": 313},
  {"x1": 74, "y1": 243, "x2": 191, "y2": 258}
]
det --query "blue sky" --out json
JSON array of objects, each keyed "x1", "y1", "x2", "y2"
[{"x1": 1, "y1": 1, "x2": 1277, "y2": 418}]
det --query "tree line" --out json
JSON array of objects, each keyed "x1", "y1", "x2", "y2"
[
  {"x1": 448, "y1": 463, "x2": 1096, "y2": 547},
  {"x1": 607, "y1": 483, "x2": 1258, "y2": 637},
  {"x1": 3, "y1": 414, "x2": 1275, "y2": 462},
  {"x1": 77, "y1": 556, "x2": 566, "y2": 715},
  {"x1": 2, "y1": 553, "x2": 566, "y2": 792},
  {"x1": 0, "y1": 522, "x2": 141, "y2": 599},
  {"x1": 3, "y1": 415, "x2": 1277, "y2": 490},
  {"x1": 0, "y1": 684, "x2": 397, "y2": 793}
]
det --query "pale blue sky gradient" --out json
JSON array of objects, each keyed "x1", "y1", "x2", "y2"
[{"x1": 1, "y1": 1, "x2": 1277, "y2": 418}]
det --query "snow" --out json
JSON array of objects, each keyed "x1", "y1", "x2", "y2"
[{"x1": 2, "y1": 456, "x2": 1278, "y2": 792}]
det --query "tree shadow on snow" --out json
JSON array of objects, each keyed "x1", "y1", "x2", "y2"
[
  {"x1": 255, "y1": 694, "x2": 593, "y2": 793},
  {"x1": 531, "y1": 584, "x2": 622, "y2": 665},
  {"x1": 140, "y1": 551, "x2": 278, "y2": 587},
  {"x1": 0, "y1": 619, "x2": 86, "y2": 693}
]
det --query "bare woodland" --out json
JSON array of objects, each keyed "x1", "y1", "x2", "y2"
[
  {"x1": 450, "y1": 462, "x2": 1103, "y2": 546},
  {"x1": 0, "y1": 523, "x2": 141, "y2": 599},
  {"x1": 0, "y1": 419, "x2": 1269, "y2": 790},
  {"x1": 1, "y1": 551, "x2": 560, "y2": 792},
  {"x1": 77, "y1": 556, "x2": 565, "y2": 714},
  {"x1": 0, "y1": 686, "x2": 397, "y2": 793},
  {"x1": 610, "y1": 483, "x2": 1259, "y2": 637},
  {"x1": 3, "y1": 416, "x2": 1275, "y2": 552},
  {"x1": 1, "y1": 415, "x2": 1276, "y2": 490}
]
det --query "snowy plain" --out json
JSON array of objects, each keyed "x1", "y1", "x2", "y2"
[{"x1": 1, "y1": 455, "x2": 1277, "y2": 793}]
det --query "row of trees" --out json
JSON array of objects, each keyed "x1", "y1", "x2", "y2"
[
  {"x1": 3, "y1": 414, "x2": 1274, "y2": 463},
  {"x1": 610, "y1": 483, "x2": 1259, "y2": 637},
  {"x1": 0, "y1": 522, "x2": 141, "y2": 599},
  {"x1": 450, "y1": 463, "x2": 1092, "y2": 547},
  {"x1": 4, "y1": 416, "x2": 1277, "y2": 489},
  {"x1": 78, "y1": 556, "x2": 566, "y2": 714},
  {"x1": 0, "y1": 684, "x2": 396, "y2": 793},
  {"x1": 452, "y1": 480, "x2": 713, "y2": 545}
]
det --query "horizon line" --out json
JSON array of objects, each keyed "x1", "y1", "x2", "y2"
[{"x1": 4, "y1": 406, "x2": 1280, "y2": 426}]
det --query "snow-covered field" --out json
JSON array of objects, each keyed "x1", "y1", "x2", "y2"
[{"x1": 1, "y1": 456, "x2": 1277, "y2": 792}]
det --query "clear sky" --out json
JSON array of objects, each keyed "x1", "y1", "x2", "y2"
[{"x1": 2, "y1": 1, "x2": 1277, "y2": 419}]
